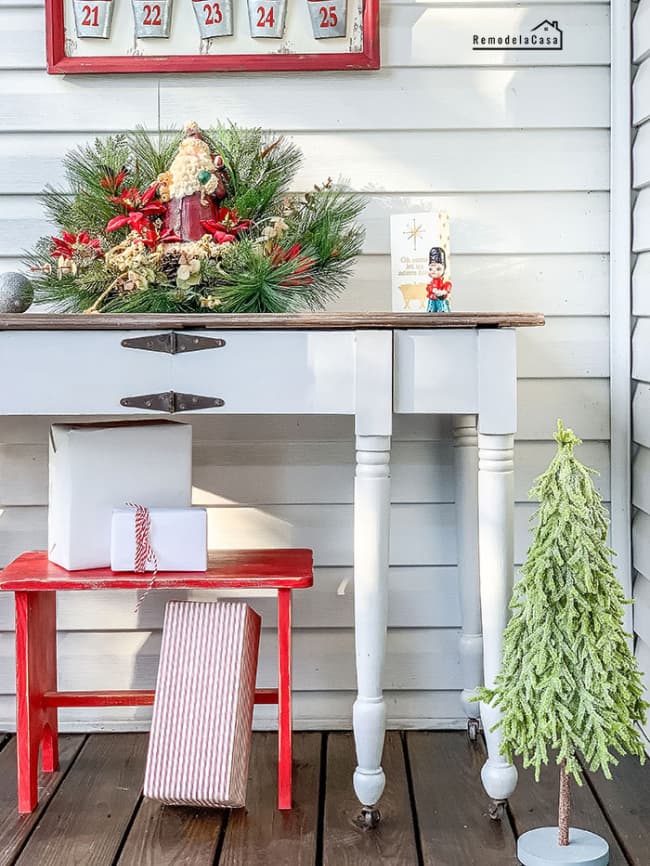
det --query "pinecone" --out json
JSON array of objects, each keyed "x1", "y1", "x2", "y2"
[{"x1": 160, "y1": 251, "x2": 181, "y2": 282}]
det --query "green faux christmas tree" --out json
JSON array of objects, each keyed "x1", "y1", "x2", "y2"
[{"x1": 480, "y1": 421, "x2": 648, "y2": 851}]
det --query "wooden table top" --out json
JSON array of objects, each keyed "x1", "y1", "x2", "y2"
[
  {"x1": 0, "y1": 312, "x2": 544, "y2": 330},
  {"x1": 0, "y1": 549, "x2": 314, "y2": 590}
]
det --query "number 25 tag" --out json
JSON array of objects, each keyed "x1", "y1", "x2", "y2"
[
  {"x1": 307, "y1": 0, "x2": 347, "y2": 38},
  {"x1": 247, "y1": 0, "x2": 286, "y2": 38}
]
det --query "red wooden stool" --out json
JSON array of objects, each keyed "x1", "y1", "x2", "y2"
[{"x1": 0, "y1": 548, "x2": 313, "y2": 814}]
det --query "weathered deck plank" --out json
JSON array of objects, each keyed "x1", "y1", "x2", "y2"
[
  {"x1": 407, "y1": 732, "x2": 518, "y2": 865},
  {"x1": 508, "y1": 759, "x2": 629, "y2": 866},
  {"x1": 14, "y1": 734, "x2": 146, "y2": 866},
  {"x1": 116, "y1": 800, "x2": 225, "y2": 866},
  {"x1": 323, "y1": 732, "x2": 419, "y2": 866},
  {"x1": 219, "y1": 732, "x2": 321, "y2": 866},
  {"x1": 585, "y1": 756, "x2": 650, "y2": 866},
  {"x1": 0, "y1": 732, "x2": 646, "y2": 865},
  {"x1": 0, "y1": 735, "x2": 85, "y2": 866}
]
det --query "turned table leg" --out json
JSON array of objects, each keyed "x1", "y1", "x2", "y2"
[
  {"x1": 453, "y1": 415, "x2": 483, "y2": 740},
  {"x1": 477, "y1": 433, "x2": 518, "y2": 813},
  {"x1": 352, "y1": 434, "x2": 391, "y2": 826}
]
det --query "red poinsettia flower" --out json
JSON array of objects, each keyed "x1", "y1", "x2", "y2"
[
  {"x1": 51, "y1": 231, "x2": 103, "y2": 260},
  {"x1": 200, "y1": 223, "x2": 236, "y2": 244},
  {"x1": 106, "y1": 183, "x2": 166, "y2": 234},
  {"x1": 269, "y1": 243, "x2": 315, "y2": 286},
  {"x1": 99, "y1": 168, "x2": 128, "y2": 193},
  {"x1": 133, "y1": 221, "x2": 182, "y2": 251},
  {"x1": 201, "y1": 207, "x2": 251, "y2": 242}
]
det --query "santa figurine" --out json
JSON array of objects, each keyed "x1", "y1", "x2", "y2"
[
  {"x1": 425, "y1": 246, "x2": 452, "y2": 313},
  {"x1": 157, "y1": 121, "x2": 228, "y2": 243}
]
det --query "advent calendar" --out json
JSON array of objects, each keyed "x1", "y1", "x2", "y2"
[{"x1": 45, "y1": 0, "x2": 378, "y2": 72}]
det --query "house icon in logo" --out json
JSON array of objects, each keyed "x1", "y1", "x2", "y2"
[{"x1": 531, "y1": 19, "x2": 563, "y2": 49}]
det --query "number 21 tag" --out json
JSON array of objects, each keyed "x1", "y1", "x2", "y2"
[{"x1": 72, "y1": 0, "x2": 114, "y2": 38}]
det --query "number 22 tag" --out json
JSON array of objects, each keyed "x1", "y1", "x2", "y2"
[{"x1": 131, "y1": 0, "x2": 173, "y2": 37}]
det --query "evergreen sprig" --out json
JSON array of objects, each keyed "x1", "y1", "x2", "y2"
[{"x1": 478, "y1": 420, "x2": 648, "y2": 784}]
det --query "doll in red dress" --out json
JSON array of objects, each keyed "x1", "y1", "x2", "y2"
[{"x1": 426, "y1": 246, "x2": 452, "y2": 313}]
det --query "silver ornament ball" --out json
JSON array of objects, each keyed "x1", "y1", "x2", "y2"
[{"x1": 0, "y1": 272, "x2": 34, "y2": 313}]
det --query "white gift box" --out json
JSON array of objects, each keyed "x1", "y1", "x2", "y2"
[
  {"x1": 144, "y1": 601, "x2": 261, "y2": 808},
  {"x1": 48, "y1": 421, "x2": 192, "y2": 571},
  {"x1": 111, "y1": 507, "x2": 208, "y2": 572}
]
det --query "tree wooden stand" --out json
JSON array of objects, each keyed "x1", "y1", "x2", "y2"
[{"x1": 517, "y1": 827, "x2": 609, "y2": 866}]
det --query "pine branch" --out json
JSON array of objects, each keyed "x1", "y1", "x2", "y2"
[
  {"x1": 206, "y1": 124, "x2": 302, "y2": 220},
  {"x1": 127, "y1": 127, "x2": 183, "y2": 187}
]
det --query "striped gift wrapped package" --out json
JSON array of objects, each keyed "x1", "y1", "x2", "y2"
[{"x1": 144, "y1": 600, "x2": 261, "y2": 808}]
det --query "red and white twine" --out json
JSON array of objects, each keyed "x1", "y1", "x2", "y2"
[
  {"x1": 127, "y1": 502, "x2": 159, "y2": 574},
  {"x1": 126, "y1": 502, "x2": 158, "y2": 612}
]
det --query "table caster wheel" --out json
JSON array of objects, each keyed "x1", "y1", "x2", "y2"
[
  {"x1": 488, "y1": 799, "x2": 507, "y2": 821},
  {"x1": 354, "y1": 807, "x2": 381, "y2": 830},
  {"x1": 467, "y1": 719, "x2": 480, "y2": 742}
]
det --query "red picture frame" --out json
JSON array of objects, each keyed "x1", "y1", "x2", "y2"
[{"x1": 45, "y1": 0, "x2": 379, "y2": 73}]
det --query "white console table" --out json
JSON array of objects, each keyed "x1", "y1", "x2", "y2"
[{"x1": 0, "y1": 311, "x2": 544, "y2": 822}]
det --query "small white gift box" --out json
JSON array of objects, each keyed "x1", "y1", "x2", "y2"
[
  {"x1": 144, "y1": 601, "x2": 261, "y2": 808},
  {"x1": 48, "y1": 421, "x2": 192, "y2": 571},
  {"x1": 111, "y1": 507, "x2": 208, "y2": 572}
]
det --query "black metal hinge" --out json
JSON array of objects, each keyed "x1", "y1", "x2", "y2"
[
  {"x1": 121, "y1": 333, "x2": 226, "y2": 354},
  {"x1": 120, "y1": 391, "x2": 225, "y2": 413}
]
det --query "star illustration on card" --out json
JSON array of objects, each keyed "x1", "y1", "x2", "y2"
[{"x1": 404, "y1": 218, "x2": 425, "y2": 251}]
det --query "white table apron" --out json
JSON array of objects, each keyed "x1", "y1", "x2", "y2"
[{"x1": 0, "y1": 316, "x2": 533, "y2": 821}]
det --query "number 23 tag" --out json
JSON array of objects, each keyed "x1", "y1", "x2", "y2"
[{"x1": 192, "y1": 0, "x2": 233, "y2": 37}]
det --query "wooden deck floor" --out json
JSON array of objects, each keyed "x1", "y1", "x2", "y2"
[{"x1": 0, "y1": 731, "x2": 648, "y2": 865}]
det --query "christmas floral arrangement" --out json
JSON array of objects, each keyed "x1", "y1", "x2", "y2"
[{"x1": 28, "y1": 122, "x2": 365, "y2": 313}]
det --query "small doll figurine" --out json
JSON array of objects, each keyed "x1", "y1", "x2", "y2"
[
  {"x1": 158, "y1": 121, "x2": 228, "y2": 243},
  {"x1": 426, "y1": 246, "x2": 452, "y2": 313}
]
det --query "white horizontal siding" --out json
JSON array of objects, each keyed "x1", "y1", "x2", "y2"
[
  {"x1": 0, "y1": 131, "x2": 611, "y2": 195},
  {"x1": 0, "y1": 192, "x2": 610, "y2": 262},
  {"x1": 0, "y1": 70, "x2": 610, "y2": 133},
  {"x1": 0, "y1": 0, "x2": 612, "y2": 730},
  {"x1": 336, "y1": 253, "x2": 610, "y2": 316},
  {"x1": 0, "y1": 5, "x2": 610, "y2": 70}
]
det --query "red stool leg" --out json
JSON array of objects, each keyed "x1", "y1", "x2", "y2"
[
  {"x1": 15, "y1": 591, "x2": 59, "y2": 813},
  {"x1": 277, "y1": 588, "x2": 292, "y2": 810}
]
